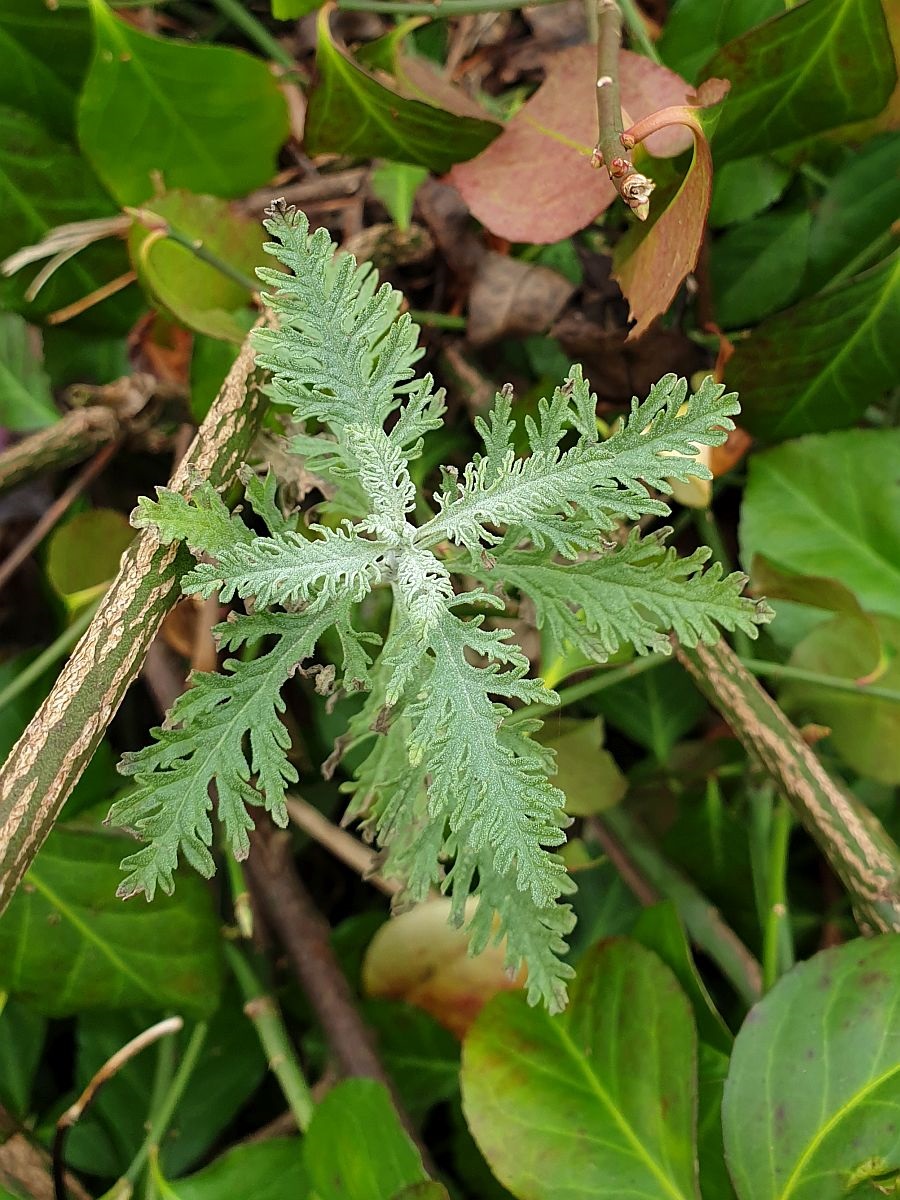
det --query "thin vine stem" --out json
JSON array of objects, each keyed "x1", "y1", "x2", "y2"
[
  {"x1": 762, "y1": 800, "x2": 793, "y2": 991},
  {"x1": 207, "y1": 0, "x2": 297, "y2": 70},
  {"x1": 0, "y1": 602, "x2": 99, "y2": 713},
  {"x1": 617, "y1": 0, "x2": 660, "y2": 62},
  {"x1": 738, "y1": 658, "x2": 900, "y2": 705},
  {"x1": 127, "y1": 208, "x2": 259, "y2": 293}
]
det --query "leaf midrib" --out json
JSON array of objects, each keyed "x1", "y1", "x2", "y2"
[
  {"x1": 549, "y1": 1018, "x2": 694, "y2": 1200},
  {"x1": 778, "y1": 1059, "x2": 900, "y2": 1197}
]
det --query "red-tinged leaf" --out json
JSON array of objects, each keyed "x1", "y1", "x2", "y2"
[
  {"x1": 449, "y1": 46, "x2": 697, "y2": 244},
  {"x1": 612, "y1": 80, "x2": 728, "y2": 341}
]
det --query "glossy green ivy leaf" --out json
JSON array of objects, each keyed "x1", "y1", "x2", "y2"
[
  {"x1": 0, "y1": 107, "x2": 135, "y2": 332},
  {"x1": 727, "y1": 252, "x2": 900, "y2": 438},
  {"x1": 708, "y1": 155, "x2": 792, "y2": 228},
  {"x1": 782, "y1": 613, "x2": 900, "y2": 784},
  {"x1": 0, "y1": 0, "x2": 92, "y2": 138},
  {"x1": 711, "y1": 209, "x2": 810, "y2": 329},
  {"x1": 803, "y1": 133, "x2": 900, "y2": 294},
  {"x1": 305, "y1": 8, "x2": 500, "y2": 173},
  {"x1": 701, "y1": 0, "x2": 896, "y2": 162},
  {"x1": 657, "y1": 0, "x2": 783, "y2": 82},
  {"x1": 303, "y1": 1079, "x2": 429, "y2": 1200},
  {"x1": 740, "y1": 428, "x2": 900, "y2": 622},
  {"x1": 0, "y1": 827, "x2": 222, "y2": 1018},
  {"x1": 129, "y1": 192, "x2": 263, "y2": 342},
  {"x1": 723, "y1": 936, "x2": 900, "y2": 1199},
  {"x1": 79, "y1": 0, "x2": 289, "y2": 205},
  {"x1": 0, "y1": 313, "x2": 57, "y2": 431},
  {"x1": 165, "y1": 1140, "x2": 308, "y2": 1200},
  {"x1": 462, "y1": 939, "x2": 701, "y2": 1200},
  {"x1": 371, "y1": 162, "x2": 429, "y2": 231},
  {"x1": 67, "y1": 998, "x2": 266, "y2": 1178}
]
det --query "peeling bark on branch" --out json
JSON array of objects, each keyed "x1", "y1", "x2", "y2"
[{"x1": 0, "y1": 323, "x2": 271, "y2": 914}]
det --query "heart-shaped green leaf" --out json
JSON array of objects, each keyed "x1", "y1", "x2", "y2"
[{"x1": 79, "y1": 0, "x2": 289, "y2": 205}]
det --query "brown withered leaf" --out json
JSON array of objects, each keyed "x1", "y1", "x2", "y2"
[
  {"x1": 612, "y1": 79, "x2": 730, "y2": 340},
  {"x1": 449, "y1": 46, "x2": 695, "y2": 244},
  {"x1": 468, "y1": 250, "x2": 575, "y2": 345}
]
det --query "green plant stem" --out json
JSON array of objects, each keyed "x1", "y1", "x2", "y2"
[
  {"x1": 677, "y1": 638, "x2": 900, "y2": 934},
  {"x1": 407, "y1": 309, "x2": 468, "y2": 330},
  {"x1": 120, "y1": 1023, "x2": 208, "y2": 1191},
  {"x1": 738, "y1": 657, "x2": 900, "y2": 704},
  {"x1": 593, "y1": 0, "x2": 654, "y2": 217},
  {"x1": 0, "y1": 322, "x2": 271, "y2": 916},
  {"x1": 617, "y1": 0, "x2": 661, "y2": 61},
  {"x1": 0, "y1": 602, "x2": 99, "y2": 713},
  {"x1": 762, "y1": 800, "x2": 793, "y2": 991},
  {"x1": 128, "y1": 207, "x2": 259, "y2": 293},
  {"x1": 596, "y1": 806, "x2": 763, "y2": 1003},
  {"x1": 207, "y1": 0, "x2": 297, "y2": 70},
  {"x1": 525, "y1": 654, "x2": 665, "y2": 721},
  {"x1": 224, "y1": 942, "x2": 315, "y2": 1132}
]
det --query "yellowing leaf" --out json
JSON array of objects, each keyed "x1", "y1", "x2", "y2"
[
  {"x1": 362, "y1": 899, "x2": 525, "y2": 1038},
  {"x1": 613, "y1": 80, "x2": 728, "y2": 339}
]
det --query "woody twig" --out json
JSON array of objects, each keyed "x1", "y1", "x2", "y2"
[{"x1": 592, "y1": 0, "x2": 655, "y2": 220}]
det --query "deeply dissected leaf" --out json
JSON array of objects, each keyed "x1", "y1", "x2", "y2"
[
  {"x1": 740, "y1": 428, "x2": 900, "y2": 622},
  {"x1": 449, "y1": 46, "x2": 697, "y2": 243},
  {"x1": 461, "y1": 939, "x2": 701, "y2": 1200},
  {"x1": 727, "y1": 253, "x2": 900, "y2": 438},
  {"x1": 723, "y1": 937, "x2": 900, "y2": 1199},
  {"x1": 303, "y1": 1079, "x2": 430, "y2": 1200},
  {"x1": 710, "y1": 209, "x2": 810, "y2": 328},
  {"x1": 657, "y1": 0, "x2": 783, "y2": 83},
  {"x1": 0, "y1": 313, "x2": 56, "y2": 431},
  {"x1": 803, "y1": 133, "x2": 900, "y2": 294},
  {"x1": 612, "y1": 83, "x2": 727, "y2": 339},
  {"x1": 700, "y1": 0, "x2": 897, "y2": 162},
  {"x1": 305, "y1": 8, "x2": 500, "y2": 173},
  {"x1": 0, "y1": 827, "x2": 221, "y2": 1017},
  {"x1": 0, "y1": 107, "x2": 135, "y2": 330},
  {"x1": 0, "y1": 0, "x2": 92, "y2": 137},
  {"x1": 164, "y1": 1140, "x2": 308, "y2": 1200},
  {"x1": 129, "y1": 192, "x2": 264, "y2": 342},
  {"x1": 79, "y1": 0, "x2": 289, "y2": 205}
]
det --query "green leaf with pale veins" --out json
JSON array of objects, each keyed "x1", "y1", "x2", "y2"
[
  {"x1": 305, "y1": 7, "x2": 500, "y2": 173},
  {"x1": 701, "y1": 0, "x2": 896, "y2": 162},
  {"x1": 462, "y1": 939, "x2": 701, "y2": 1199},
  {"x1": 723, "y1": 936, "x2": 900, "y2": 1199},
  {"x1": 0, "y1": 827, "x2": 221, "y2": 1017},
  {"x1": 79, "y1": 0, "x2": 289, "y2": 205}
]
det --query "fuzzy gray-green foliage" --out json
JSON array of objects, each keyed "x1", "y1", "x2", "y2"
[{"x1": 109, "y1": 202, "x2": 771, "y2": 1011}]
